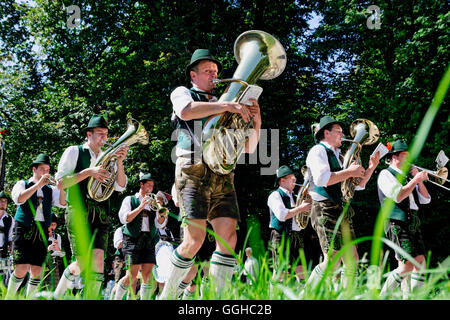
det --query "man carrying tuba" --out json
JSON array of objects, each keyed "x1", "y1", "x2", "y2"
[
  {"x1": 53, "y1": 114, "x2": 129, "y2": 299},
  {"x1": 304, "y1": 116, "x2": 379, "y2": 289},
  {"x1": 161, "y1": 48, "x2": 261, "y2": 299}
]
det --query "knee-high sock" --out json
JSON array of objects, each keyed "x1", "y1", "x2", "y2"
[
  {"x1": 54, "y1": 267, "x2": 76, "y2": 299},
  {"x1": 209, "y1": 251, "x2": 236, "y2": 296},
  {"x1": 26, "y1": 277, "x2": 40, "y2": 299},
  {"x1": 411, "y1": 272, "x2": 425, "y2": 291},
  {"x1": 159, "y1": 249, "x2": 194, "y2": 300},
  {"x1": 182, "y1": 287, "x2": 195, "y2": 300},
  {"x1": 176, "y1": 281, "x2": 190, "y2": 299},
  {"x1": 340, "y1": 266, "x2": 357, "y2": 289},
  {"x1": 85, "y1": 272, "x2": 104, "y2": 299},
  {"x1": 306, "y1": 265, "x2": 324, "y2": 288},
  {"x1": 6, "y1": 274, "x2": 25, "y2": 299},
  {"x1": 380, "y1": 270, "x2": 404, "y2": 296},
  {"x1": 140, "y1": 282, "x2": 153, "y2": 300},
  {"x1": 113, "y1": 279, "x2": 128, "y2": 300}
]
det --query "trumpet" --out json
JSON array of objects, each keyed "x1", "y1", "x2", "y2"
[
  {"x1": 45, "y1": 175, "x2": 57, "y2": 186},
  {"x1": 411, "y1": 165, "x2": 450, "y2": 191},
  {"x1": 146, "y1": 193, "x2": 169, "y2": 218}
]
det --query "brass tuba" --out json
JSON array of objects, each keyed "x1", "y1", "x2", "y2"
[
  {"x1": 87, "y1": 118, "x2": 149, "y2": 202},
  {"x1": 295, "y1": 166, "x2": 311, "y2": 230},
  {"x1": 202, "y1": 30, "x2": 287, "y2": 175},
  {"x1": 341, "y1": 119, "x2": 380, "y2": 203}
]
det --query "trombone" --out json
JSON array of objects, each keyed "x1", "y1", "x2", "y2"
[{"x1": 411, "y1": 165, "x2": 450, "y2": 191}]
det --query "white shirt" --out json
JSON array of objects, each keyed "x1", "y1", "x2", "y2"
[
  {"x1": 306, "y1": 141, "x2": 363, "y2": 201},
  {"x1": 55, "y1": 142, "x2": 127, "y2": 194},
  {"x1": 118, "y1": 193, "x2": 168, "y2": 231},
  {"x1": 377, "y1": 165, "x2": 431, "y2": 210},
  {"x1": 113, "y1": 227, "x2": 123, "y2": 249},
  {"x1": 0, "y1": 212, "x2": 14, "y2": 247},
  {"x1": 267, "y1": 187, "x2": 301, "y2": 231},
  {"x1": 11, "y1": 178, "x2": 66, "y2": 221}
]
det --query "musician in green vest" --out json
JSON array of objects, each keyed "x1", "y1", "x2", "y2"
[
  {"x1": 267, "y1": 165, "x2": 311, "y2": 282},
  {"x1": 161, "y1": 48, "x2": 262, "y2": 299},
  {"x1": 0, "y1": 190, "x2": 14, "y2": 287},
  {"x1": 377, "y1": 139, "x2": 430, "y2": 297},
  {"x1": 6, "y1": 154, "x2": 66, "y2": 299},
  {"x1": 53, "y1": 114, "x2": 129, "y2": 299},
  {"x1": 305, "y1": 115, "x2": 379, "y2": 288},
  {"x1": 113, "y1": 173, "x2": 167, "y2": 300}
]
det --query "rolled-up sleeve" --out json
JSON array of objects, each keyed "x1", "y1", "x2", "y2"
[
  {"x1": 51, "y1": 186, "x2": 66, "y2": 208},
  {"x1": 11, "y1": 180, "x2": 26, "y2": 205},
  {"x1": 171, "y1": 86, "x2": 193, "y2": 120},
  {"x1": 417, "y1": 186, "x2": 431, "y2": 204},
  {"x1": 306, "y1": 145, "x2": 332, "y2": 187},
  {"x1": 267, "y1": 191, "x2": 289, "y2": 222},
  {"x1": 377, "y1": 169, "x2": 402, "y2": 203},
  {"x1": 113, "y1": 227, "x2": 123, "y2": 249},
  {"x1": 55, "y1": 146, "x2": 78, "y2": 180},
  {"x1": 118, "y1": 196, "x2": 132, "y2": 224}
]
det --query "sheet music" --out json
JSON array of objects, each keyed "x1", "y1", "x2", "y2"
[{"x1": 371, "y1": 142, "x2": 389, "y2": 159}]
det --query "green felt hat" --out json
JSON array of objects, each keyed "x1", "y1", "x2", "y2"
[
  {"x1": 314, "y1": 115, "x2": 345, "y2": 141},
  {"x1": 185, "y1": 49, "x2": 222, "y2": 79},
  {"x1": 139, "y1": 173, "x2": 154, "y2": 183},
  {"x1": 274, "y1": 165, "x2": 295, "y2": 187},
  {"x1": 83, "y1": 114, "x2": 109, "y2": 132},
  {"x1": 0, "y1": 190, "x2": 11, "y2": 202},
  {"x1": 30, "y1": 153, "x2": 51, "y2": 168},
  {"x1": 387, "y1": 139, "x2": 409, "y2": 156}
]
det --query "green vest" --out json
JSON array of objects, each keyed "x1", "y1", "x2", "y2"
[
  {"x1": 66, "y1": 145, "x2": 110, "y2": 212},
  {"x1": 176, "y1": 89, "x2": 210, "y2": 154},
  {"x1": 122, "y1": 195, "x2": 158, "y2": 241},
  {"x1": 270, "y1": 188, "x2": 293, "y2": 234},
  {"x1": 15, "y1": 180, "x2": 53, "y2": 228},
  {"x1": 384, "y1": 167, "x2": 420, "y2": 221},
  {"x1": 314, "y1": 143, "x2": 343, "y2": 205}
]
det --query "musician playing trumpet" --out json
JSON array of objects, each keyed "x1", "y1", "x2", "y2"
[
  {"x1": 113, "y1": 173, "x2": 168, "y2": 300},
  {"x1": 267, "y1": 165, "x2": 311, "y2": 282},
  {"x1": 54, "y1": 114, "x2": 129, "y2": 299},
  {"x1": 305, "y1": 116, "x2": 380, "y2": 289},
  {"x1": 6, "y1": 154, "x2": 66, "y2": 299},
  {"x1": 377, "y1": 139, "x2": 430, "y2": 297}
]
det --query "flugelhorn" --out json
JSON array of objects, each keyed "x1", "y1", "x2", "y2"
[
  {"x1": 341, "y1": 119, "x2": 380, "y2": 203},
  {"x1": 295, "y1": 166, "x2": 311, "y2": 230},
  {"x1": 411, "y1": 165, "x2": 450, "y2": 191},
  {"x1": 202, "y1": 30, "x2": 287, "y2": 175},
  {"x1": 147, "y1": 193, "x2": 169, "y2": 218},
  {"x1": 87, "y1": 118, "x2": 149, "y2": 202}
]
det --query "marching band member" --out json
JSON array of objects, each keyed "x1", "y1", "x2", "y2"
[
  {"x1": 160, "y1": 48, "x2": 262, "y2": 299},
  {"x1": 305, "y1": 116, "x2": 379, "y2": 289},
  {"x1": 377, "y1": 139, "x2": 430, "y2": 297},
  {"x1": 113, "y1": 173, "x2": 167, "y2": 300},
  {"x1": 53, "y1": 114, "x2": 129, "y2": 299},
  {"x1": 0, "y1": 191, "x2": 14, "y2": 287},
  {"x1": 267, "y1": 165, "x2": 311, "y2": 282},
  {"x1": 6, "y1": 154, "x2": 66, "y2": 299}
]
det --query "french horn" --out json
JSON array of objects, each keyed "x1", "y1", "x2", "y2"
[
  {"x1": 341, "y1": 119, "x2": 380, "y2": 203},
  {"x1": 202, "y1": 30, "x2": 287, "y2": 175},
  {"x1": 87, "y1": 118, "x2": 149, "y2": 202}
]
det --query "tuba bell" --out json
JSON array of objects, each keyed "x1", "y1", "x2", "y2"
[
  {"x1": 341, "y1": 119, "x2": 380, "y2": 203},
  {"x1": 295, "y1": 166, "x2": 311, "y2": 230},
  {"x1": 87, "y1": 118, "x2": 149, "y2": 202},
  {"x1": 202, "y1": 30, "x2": 287, "y2": 175}
]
